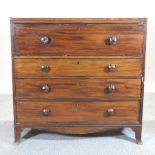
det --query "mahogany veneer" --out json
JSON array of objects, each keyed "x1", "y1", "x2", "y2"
[{"x1": 11, "y1": 18, "x2": 147, "y2": 144}]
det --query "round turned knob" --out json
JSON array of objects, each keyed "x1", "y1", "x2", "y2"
[
  {"x1": 107, "y1": 64, "x2": 117, "y2": 72},
  {"x1": 107, "y1": 108, "x2": 114, "y2": 116},
  {"x1": 42, "y1": 108, "x2": 50, "y2": 116},
  {"x1": 41, "y1": 84, "x2": 50, "y2": 93},
  {"x1": 108, "y1": 36, "x2": 118, "y2": 45},
  {"x1": 40, "y1": 36, "x2": 49, "y2": 44},
  {"x1": 41, "y1": 64, "x2": 49, "y2": 72},
  {"x1": 107, "y1": 84, "x2": 116, "y2": 93}
]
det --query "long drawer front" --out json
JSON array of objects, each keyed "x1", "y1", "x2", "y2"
[
  {"x1": 16, "y1": 100, "x2": 140, "y2": 123},
  {"x1": 15, "y1": 79, "x2": 141, "y2": 99},
  {"x1": 14, "y1": 59, "x2": 142, "y2": 78},
  {"x1": 14, "y1": 24, "x2": 144, "y2": 56}
]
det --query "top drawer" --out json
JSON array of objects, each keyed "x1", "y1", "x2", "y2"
[{"x1": 13, "y1": 24, "x2": 145, "y2": 56}]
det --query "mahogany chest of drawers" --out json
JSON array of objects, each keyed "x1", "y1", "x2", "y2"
[{"x1": 10, "y1": 18, "x2": 147, "y2": 144}]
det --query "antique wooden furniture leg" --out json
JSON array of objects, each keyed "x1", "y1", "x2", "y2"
[
  {"x1": 132, "y1": 127, "x2": 142, "y2": 144},
  {"x1": 14, "y1": 126, "x2": 22, "y2": 142}
]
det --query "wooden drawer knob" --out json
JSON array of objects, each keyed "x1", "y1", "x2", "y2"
[
  {"x1": 42, "y1": 108, "x2": 50, "y2": 116},
  {"x1": 41, "y1": 84, "x2": 50, "y2": 93},
  {"x1": 107, "y1": 64, "x2": 117, "y2": 72},
  {"x1": 41, "y1": 64, "x2": 49, "y2": 72},
  {"x1": 107, "y1": 84, "x2": 116, "y2": 93},
  {"x1": 40, "y1": 36, "x2": 49, "y2": 44},
  {"x1": 107, "y1": 108, "x2": 114, "y2": 116},
  {"x1": 108, "y1": 36, "x2": 118, "y2": 45}
]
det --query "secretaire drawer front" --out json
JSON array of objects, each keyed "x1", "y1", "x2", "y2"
[
  {"x1": 15, "y1": 79, "x2": 141, "y2": 99},
  {"x1": 14, "y1": 59, "x2": 142, "y2": 78},
  {"x1": 14, "y1": 24, "x2": 144, "y2": 56},
  {"x1": 16, "y1": 100, "x2": 140, "y2": 123}
]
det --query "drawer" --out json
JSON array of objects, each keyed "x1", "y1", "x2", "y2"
[
  {"x1": 14, "y1": 24, "x2": 144, "y2": 56},
  {"x1": 14, "y1": 59, "x2": 142, "y2": 78},
  {"x1": 16, "y1": 100, "x2": 140, "y2": 123},
  {"x1": 15, "y1": 79, "x2": 141, "y2": 99}
]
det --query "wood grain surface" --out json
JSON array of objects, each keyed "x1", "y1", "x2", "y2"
[
  {"x1": 14, "y1": 24, "x2": 145, "y2": 56},
  {"x1": 11, "y1": 18, "x2": 147, "y2": 142},
  {"x1": 14, "y1": 58, "x2": 142, "y2": 78},
  {"x1": 16, "y1": 100, "x2": 140, "y2": 123},
  {"x1": 15, "y1": 79, "x2": 141, "y2": 99},
  {"x1": 11, "y1": 18, "x2": 147, "y2": 24}
]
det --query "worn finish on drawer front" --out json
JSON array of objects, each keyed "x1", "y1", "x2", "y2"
[
  {"x1": 15, "y1": 79, "x2": 141, "y2": 99},
  {"x1": 11, "y1": 18, "x2": 147, "y2": 143},
  {"x1": 14, "y1": 24, "x2": 144, "y2": 56},
  {"x1": 14, "y1": 59, "x2": 142, "y2": 78},
  {"x1": 16, "y1": 100, "x2": 140, "y2": 123}
]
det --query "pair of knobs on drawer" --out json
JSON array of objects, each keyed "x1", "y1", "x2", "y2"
[
  {"x1": 41, "y1": 64, "x2": 117, "y2": 72},
  {"x1": 40, "y1": 36, "x2": 118, "y2": 45},
  {"x1": 41, "y1": 108, "x2": 114, "y2": 116},
  {"x1": 41, "y1": 84, "x2": 116, "y2": 93}
]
